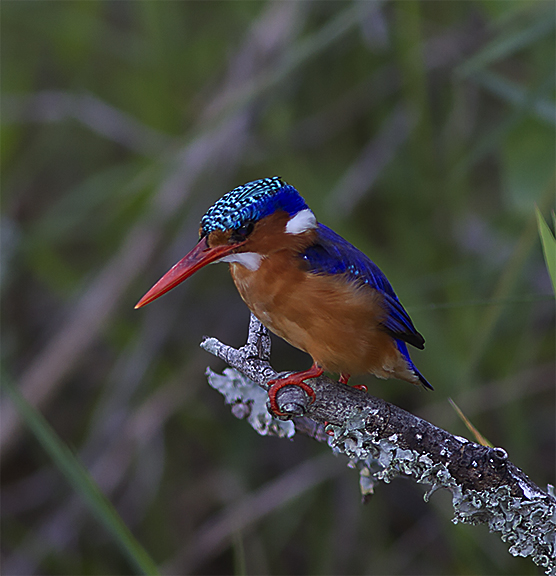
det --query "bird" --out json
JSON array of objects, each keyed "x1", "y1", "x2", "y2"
[{"x1": 135, "y1": 177, "x2": 431, "y2": 416}]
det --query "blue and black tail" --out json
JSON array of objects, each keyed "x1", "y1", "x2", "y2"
[{"x1": 396, "y1": 340, "x2": 433, "y2": 391}]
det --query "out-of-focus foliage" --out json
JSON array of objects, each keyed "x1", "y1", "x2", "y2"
[
  {"x1": 1, "y1": 1, "x2": 554, "y2": 574},
  {"x1": 536, "y1": 207, "x2": 556, "y2": 293},
  {"x1": 3, "y1": 377, "x2": 159, "y2": 574}
]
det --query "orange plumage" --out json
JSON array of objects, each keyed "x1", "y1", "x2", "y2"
[{"x1": 136, "y1": 177, "x2": 430, "y2": 416}]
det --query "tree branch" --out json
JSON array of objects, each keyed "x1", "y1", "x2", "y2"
[{"x1": 201, "y1": 314, "x2": 556, "y2": 575}]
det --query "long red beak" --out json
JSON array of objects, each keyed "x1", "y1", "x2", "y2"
[{"x1": 135, "y1": 237, "x2": 241, "y2": 309}]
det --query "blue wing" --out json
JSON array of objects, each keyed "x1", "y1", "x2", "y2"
[
  {"x1": 301, "y1": 224, "x2": 431, "y2": 389},
  {"x1": 301, "y1": 224, "x2": 425, "y2": 351}
]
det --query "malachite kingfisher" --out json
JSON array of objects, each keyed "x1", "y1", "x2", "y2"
[{"x1": 136, "y1": 177, "x2": 431, "y2": 416}]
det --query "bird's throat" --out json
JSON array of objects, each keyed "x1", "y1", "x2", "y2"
[{"x1": 219, "y1": 252, "x2": 263, "y2": 271}]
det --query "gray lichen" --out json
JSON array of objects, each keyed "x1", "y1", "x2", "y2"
[
  {"x1": 206, "y1": 367, "x2": 294, "y2": 438},
  {"x1": 324, "y1": 408, "x2": 556, "y2": 574},
  {"x1": 201, "y1": 315, "x2": 556, "y2": 575},
  {"x1": 452, "y1": 484, "x2": 556, "y2": 571}
]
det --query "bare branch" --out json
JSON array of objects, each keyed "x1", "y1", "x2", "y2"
[{"x1": 201, "y1": 314, "x2": 556, "y2": 575}]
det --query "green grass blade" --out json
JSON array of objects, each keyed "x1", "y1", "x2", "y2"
[
  {"x1": 535, "y1": 205, "x2": 556, "y2": 294},
  {"x1": 3, "y1": 378, "x2": 159, "y2": 575}
]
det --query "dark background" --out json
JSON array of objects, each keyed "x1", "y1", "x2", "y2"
[{"x1": 1, "y1": 1, "x2": 555, "y2": 574}]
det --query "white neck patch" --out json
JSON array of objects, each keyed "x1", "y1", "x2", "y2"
[
  {"x1": 285, "y1": 209, "x2": 317, "y2": 235},
  {"x1": 219, "y1": 252, "x2": 263, "y2": 271}
]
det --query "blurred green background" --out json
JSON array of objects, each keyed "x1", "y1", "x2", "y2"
[{"x1": 1, "y1": 1, "x2": 555, "y2": 574}]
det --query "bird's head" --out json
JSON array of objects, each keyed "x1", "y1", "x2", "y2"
[{"x1": 135, "y1": 177, "x2": 317, "y2": 308}]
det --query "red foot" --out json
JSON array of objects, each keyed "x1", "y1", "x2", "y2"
[
  {"x1": 339, "y1": 373, "x2": 351, "y2": 385},
  {"x1": 339, "y1": 373, "x2": 366, "y2": 392},
  {"x1": 268, "y1": 363, "x2": 323, "y2": 417}
]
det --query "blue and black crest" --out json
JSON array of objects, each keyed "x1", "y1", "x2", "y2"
[{"x1": 200, "y1": 177, "x2": 308, "y2": 236}]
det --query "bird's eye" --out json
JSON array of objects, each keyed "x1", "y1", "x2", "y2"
[{"x1": 232, "y1": 221, "x2": 254, "y2": 241}]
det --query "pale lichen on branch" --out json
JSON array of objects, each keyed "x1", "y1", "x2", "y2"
[{"x1": 200, "y1": 314, "x2": 556, "y2": 574}]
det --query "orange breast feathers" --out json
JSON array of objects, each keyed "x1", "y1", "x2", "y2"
[{"x1": 230, "y1": 249, "x2": 418, "y2": 385}]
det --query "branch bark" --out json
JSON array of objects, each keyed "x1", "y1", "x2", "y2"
[{"x1": 201, "y1": 314, "x2": 556, "y2": 575}]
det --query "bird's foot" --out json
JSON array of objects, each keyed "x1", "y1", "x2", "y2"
[
  {"x1": 338, "y1": 373, "x2": 366, "y2": 392},
  {"x1": 339, "y1": 373, "x2": 350, "y2": 385},
  {"x1": 267, "y1": 363, "x2": 323, "y2": 417}
]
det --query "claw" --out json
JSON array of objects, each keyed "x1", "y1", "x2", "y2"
[
  {"x1": 339, "y1": 373, "x2": 351, "y2": 385},
  {"x1": 267, "y1": 363, "x2": 323, "y2": 417}
]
